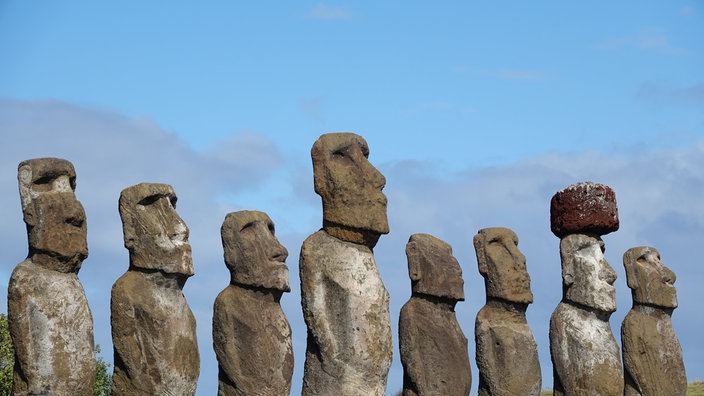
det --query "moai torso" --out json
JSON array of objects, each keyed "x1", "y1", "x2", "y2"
[
  {"x1": 399, "y1": 233, "x2": 470, "y2": 396},
  {"x1": 8, "y1": 158, "x2": 95, "y2": 396},
  {"x1": 213, "y1": 211, "x2": 293, "y2": 396},
  {"x1": 300, "y1": 230, "x2": 392, "y2": 396},
  {"x1": 473, "y1": 228, "x2": 540, "y2": 396},
  {"x1": 550, "y1": 301, "x2": 623, "y2": 396},
  {"x1": 549, "y1": 182, "x2": 624, "y2": 396},
  {"x1": 111, "y1": 183, "x2": 199, "y2": 396},
  {"x1": 475, "y1": 303, "x2": 541, "y2": 396},
  {"x1": 300, "y1": 133, "x2": 393, "y2": 396},
  {"x1": 621, "y1": 247, "x2": 686, "y2": 396}
]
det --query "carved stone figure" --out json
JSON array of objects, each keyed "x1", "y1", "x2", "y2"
[
  {"x1": 213, "y1": 210, "x2": 293, "y2": 395},
  {"x1": 399, "y1": 233, "x2": 470, "y2": 396},
  {"x1": 111, "y1": 183, "x2": 200, "y2": 396},
  {"x1": 621, "y1": 246, "x2": 686, "y2": 396},
  {"x1": 549, "y1": 182, "x2": 623, "y2": 396},
  {"x1": 300, "y1": 133, "x2": 393, "y2": 395},
  {"x1": 8, "y1": 158, "x2": 96, "y2": 395},
  {"x1": 473, "y1": 227, "x2": 540, "y2": 396}
]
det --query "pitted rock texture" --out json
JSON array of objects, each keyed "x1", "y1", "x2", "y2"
[
  {"x1": 111, "y1": 183, "x2": 199, "y2": 396},
  {"x1": 311, "y1": 132, "x2": 389, "y2": 248},
  {"x1": 550, "y1": 302, "x2": 623, "y2": 396},
  {"x1": 550, "y1": 181, "x2": 619, "y2": 238},
  {"x1": 400, "y1": 234, "x2": 470, "y2": 396},
  {"x1": 550, "y1": 234, "x2": 622, "y2": 395},
  {"x1": 9, "y1": 157, "x2": 95, "y2": 396},
  {"x1": 299, "y1": 230, "x2": 392, "y2": 396},
  {"x1": 622, "y1": 246, "x2": 686, "y2": 396},
  {"x1": 213, "y1": 211, "x2": 293, "y2": 395},
  {"x1": 473, "y1": 228, "x2": 540, "y2": 396}
]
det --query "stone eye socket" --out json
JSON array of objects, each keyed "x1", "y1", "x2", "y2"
[{"x1": 241, "y1": 221, "x2": 257, "y2": 232}]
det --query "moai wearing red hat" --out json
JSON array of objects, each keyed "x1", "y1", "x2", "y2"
[{"x1": 549, "y1": 182, "x2": 624, "y2": 396}]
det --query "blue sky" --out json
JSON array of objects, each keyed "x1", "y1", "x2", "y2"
[{"x1": 1, "y1": 2, "x2": 703, "y2": 395}]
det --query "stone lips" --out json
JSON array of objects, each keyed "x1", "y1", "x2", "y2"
[{"x1": 550, "y1": 181, "x2": 619, "y2": 238}]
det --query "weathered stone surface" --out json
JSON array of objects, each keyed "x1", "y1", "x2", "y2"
[
  {"x1": 311, "y1": 132, "x2": 389, "y2": 248},
  {"x1": 621, "y1": 246, "x2": 686, "y2": 396},
  {"x1": 473, "y1": 228, "x2": 540, "y2": 396},
  {"x1": 213, "y1": 211, "x2": 293, "y2": 395},
  {"x1": 111, "y1": 183, "x2": 199, "y2": 396},
  {"x1": 550, "y1": 233, "x2": 623, "y2": 396},
  {"x1": 301, "y1": 133, "x2": 392, "y2": 395},
  {"x1": 399, "y1": 234, "x2": 470, "y2": 396},
  {"x1": 8, "y1": 157, "x2": 96, "y2": 396},
  {"x1": 550, "y1": 182, "x2": 619, "y2": 238}
]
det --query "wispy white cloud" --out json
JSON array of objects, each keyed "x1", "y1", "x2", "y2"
[
  {"x1": 302, "y1": 3, "x2": 352, "y2": 20},
  {"x1": 636, "y1": 81, "x2": 704, "y2": 108},
  {"x1": 592, "y1": 29, "x2": 691, "y2": 55},
  {"x1": 2, "y1": 98, "x2": 702, "y2": 394}
]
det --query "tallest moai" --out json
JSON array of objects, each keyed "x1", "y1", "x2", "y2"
[
  {"x1": 300, "y1": 133, "x2": 393, "y2": 396},
  {"x1": 8, "y1": 158, "x2": 96, "y2": 395}
]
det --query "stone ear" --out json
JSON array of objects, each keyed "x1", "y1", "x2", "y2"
[
  {"x1": 22, "y1": 201, "x2": 38, "y2": 227},
  {"x1": 562, "y1": 259, "x2": 574, "y2": 286},
  {"x1": 623, "y1": 251, "x2": 640, "y2": 290},
  {"x1": 473, "y1": 233, "x2": 488, "y2": 276},
  {"x1": 406, "y1": 241, "x2": 422, "y2": 282}
]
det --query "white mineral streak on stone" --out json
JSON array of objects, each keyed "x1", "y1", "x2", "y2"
[
  {"x1": 551, "y1": 302, "x2": 623, "y2": 395},
  {"x1": 301, "y1": 230, "x2": 392, "y2": 396}
]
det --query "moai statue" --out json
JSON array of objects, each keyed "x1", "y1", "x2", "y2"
[
  {"x1": 213, "y1": 210, "x2": 294, "y2": 395},
  {"x1": 111, "y1": 183, "x2": 200, "y2": 396},
  {"x1": 299, "y1": 133, "x2": 393, "y2": 395},
  {"x1": 473, "y1": 227, "x2": 541, "y2": 396},
  {"x1": 8, "y1": 158, "x2": 96, "y2": 395},
  {"x1": 621, "y1": 246, "x2": 687, "y2": 396},
  {"x1": 549, "y1": 182, "x2": 624, "y2": 396},
  {"x1": 399, "y1": 233, "x2": 471, "y2": 396}
]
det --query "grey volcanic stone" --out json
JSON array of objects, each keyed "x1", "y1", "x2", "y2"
[
  {"x1": 550, "y1": 233, "x2": 623, "y2": 396},
  {"x1": 213, "y1": 211, "x2": 293, "y2": 395},
  {"x1": 622, "y1": 246, "x2": 686, "y2": 396},
  {"x1": 550, "y1": 181, "x2": 619, "y2": 238},
  {"x1": 111, "y1": 183, "x2": 199, "y2": 396},
  {"x1": 473, "y1": 228, "x2": 540, "y2": 396},
  {"x1": 8, "y1": 157, "x2": 95, "y2": 396},
  {"x1": 300, "y1": 133, "x2": 392, "y2": 395},
  {"x1": 399, "y1": 234, "x2": 470, "y2": 396}
]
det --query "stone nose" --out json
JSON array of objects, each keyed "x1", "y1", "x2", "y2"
[
  {"x1": 599, "y1": 262, "x2": 617, "y2": 285},
  {"x1": 661, "y1": 265, "x2": 676, "y2": 284}
]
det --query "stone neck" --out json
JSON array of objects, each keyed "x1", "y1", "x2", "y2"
[
  {"x1": 412, "y1": 292, "x2": 458, "y2": 311},
  {"x1": 485, "y1": 298, "x2": 529, "y2": 315},
  {"x1": 130, "y1": 267, "x2": 187, "y2": 289},
  {"x1": 322, "y1": 221, "x2": 381, "y2": 248},
  {"x1": 562, "y1": 299, "x2": 613, "y2": 321},
  {"x1": 29, "y1": 252, "x2": 79, "y2": 274},
  {"x1": 632, "y1": 302, "x2": 674, "y2": 317},
  {"x1": 230, "y1": 282, "x2": 283, "y2": 303}
]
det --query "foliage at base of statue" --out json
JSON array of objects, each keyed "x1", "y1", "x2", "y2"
[{"x1": 0, "y1": 313, "x2": 112, "y2": 396}]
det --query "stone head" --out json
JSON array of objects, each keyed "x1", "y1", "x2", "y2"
[
  {"x1": 311, "y1": 133, "x2": 389, "y2": 247},
  {"x1": 560, "y1": 233, "x2": 617, "y2": 313},
  {"x1": 118, "y1": 183, "x2": 193, "y2": 276},
  {"x1": 406, "y1": 233, "x2": 464, "y2": 301},
  {"x1": 221, "y1": 210, "x2": 290, "y2": 292},
  {"x1": 18, "y1": 158, "x2": 88, "y2": 272},
  {"x1": 473, "y1": 227, "x2": 533, "y2": 304},
  {"x1": 623, "y1": 246, "x2": 677, "y2": 309}
]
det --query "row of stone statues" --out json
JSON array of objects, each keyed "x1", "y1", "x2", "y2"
[{"x1": 6, "y1": 133, "x2": 686, "y2": 395}]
